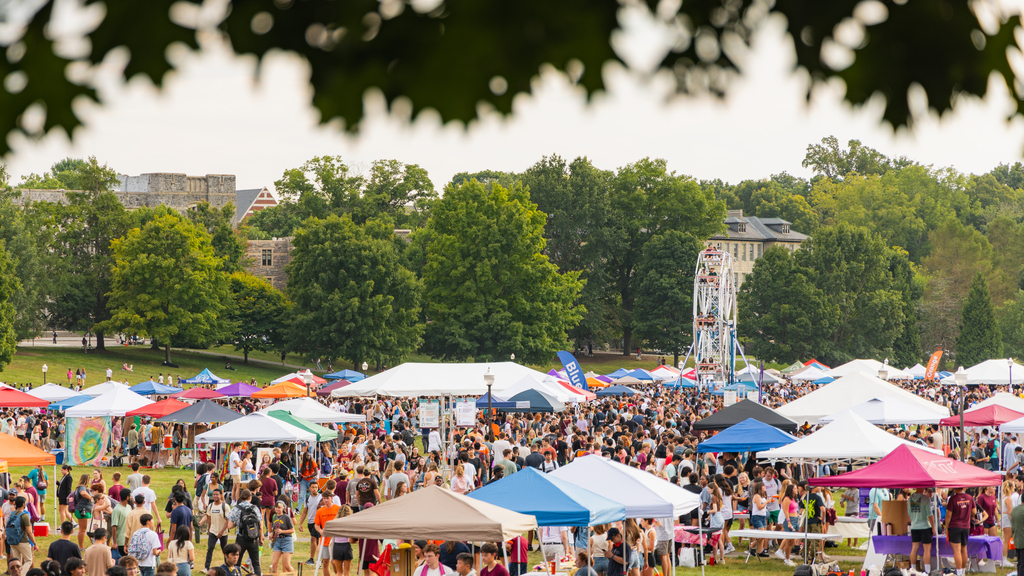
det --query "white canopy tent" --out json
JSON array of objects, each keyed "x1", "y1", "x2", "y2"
[
  {"x1": 818, "y1": 397, "x2": 945, "y2": 425},
  {"x1": 940, "y1": 359, "x2": 1024, "y2": 385},
  {"x1": 790, "y1": 366, "x2": 831, "y2": 382},
  {"x1": 735, "y1": 366, "x2": 780, "y2": 384},
  {"x1": 496, "y1": 375, "x2": 582, "y2": 404},
  {"x1": 550, "y1": 454, "x2": 700, "y2": 518},
  {"x1": 974, "y1": 392, "x2": 1024, "y2": 413},
  {"x1": 649, "y1": 366, "x2": 679, "y2": 381},
  {"x1": 83, "y1": 380, "x2": 132, "y2": 397},
  {"x1": 27, "y1": 383, "x2": 83, "y2": 402},
  {"x1": 256, "y1": 397, "x2": 366, "y2": 423},
  {"x1": 827, "y1": 359, "x2": 913, "y2": 380},
  {"x1": 66, "y1": 386, "x2": 154, "y2": 417},
  {"x1": 331, "y1": 362, "x2": 551, "y2": 397},
  {"x1": 195, "y1": 413, "x2": 318, "y2": 443},
  {"x1": 758, "y1": 412, "x2": 942, "y2": 461},
  {"x1": 905, "y1": 364, "x2": 927, "y2": 379},
  {"x1": 777, "y1": 371, "x2": 950, "y2": 424},
  {"x1": 270, "y1": 370, "x2": 319, "y2": 385}
]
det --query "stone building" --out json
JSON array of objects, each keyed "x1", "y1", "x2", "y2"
[
  {"x1": 15, "y1": 173, "x2": 239, "y2": 216},
  {"x1": 245, "y1": 237, "x2": 293, "y2": 292},
  {"x1": 706, "y1": 209, "x2": 808, "y2": 286}
]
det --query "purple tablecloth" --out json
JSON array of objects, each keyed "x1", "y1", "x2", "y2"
[{"x1": 871, "y1": 535, "x2": 1002, "y2": 559}]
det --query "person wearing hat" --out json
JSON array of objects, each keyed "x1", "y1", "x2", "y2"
[{"x1": 602, "y1": 527, "x2": 628, "y2": 576}]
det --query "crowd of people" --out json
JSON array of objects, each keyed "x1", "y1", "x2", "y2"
[{"x1": 1, "y1": 365, "x2": 1023, "y2": 576}]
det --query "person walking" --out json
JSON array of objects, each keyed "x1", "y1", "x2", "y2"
[
  {"x1": 204, "y1": 488, "x2": 231, "y2": 571},
  {"x1": 226, "y1": 488, "x2": 263, "y2": 576}
]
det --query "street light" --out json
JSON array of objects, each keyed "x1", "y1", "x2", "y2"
[
  {"x1": 484, "y1": 367, "x2": 495, "y2": 440},
  {"x1": 361, "y1": 361, "x2": 368, "y2": 373},
  {"x1": 42, "y1": 363, "x2": 47, "y2": 385},
  {"x1": 1009, "y1": 358, "x2": 1014, "y2": 396},
  {"x1": 302, "y1": 370, "x2": 313, "y2": 397},
  {"x1": 955, "y1": 366, "x2": 968, "y2": 460},
  {"x1": 878, "y1": 359, "x2": 889, "y2": 381},
  {"x1": 510, "y1": 354, "x2": 515, "y2": 362}
]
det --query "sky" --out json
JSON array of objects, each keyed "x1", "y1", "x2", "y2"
[{"x1": 5, "y1": 11, "x2": 1024, "y2": 193}]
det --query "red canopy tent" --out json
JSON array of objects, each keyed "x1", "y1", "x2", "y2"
[
  {"x1": 803, "y1": 359, "x2": 830, "y2": 369},
  {"x1": 126, "y1": 398, "x2": 190, "y2": 418},
  {"x1": 0, "y1": 388, "x2": 49, "y2": 408},
  {"x1": 808, "y1": 444, "x2": 1001, "y2": 488},
  {"x1": 170, "y1": 387, "x2": 225, "y2": 400},
  {"x1": 938, "y1": 405, "x2": 1024, "y2": 427},
  {"x1": 556, "y1": 380, "x2": 597, "y2": 401}
]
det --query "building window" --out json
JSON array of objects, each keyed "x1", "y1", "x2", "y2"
[
  {"x1": 261, "y1": 249, "x2": 272, "y2": 267},
  {"x1": 749, "y1": 244, "x2": 754, "y2": 260},
  {"x1": 757, "y1": 244, "x2": 762, "y2": 258},
  {"x1": 265, "y1": 277, "x2": 274, "y2": 284},
  {"x1": 734, "y1": 272, "x2": 738, "y2": 285},
  {"x1": 733, "y1": 244, "x2": 738, "y2": 258},
  {"x1": 741, "y1": 243, "x2": 746, "y2": 261}
]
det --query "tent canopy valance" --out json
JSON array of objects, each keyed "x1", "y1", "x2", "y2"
[
  {"x1": 181, "y1": 368, "x2": 231, "y2": 385},
  {"x1": 469, "y1": 467, "x2": 625, "y2": 527},
  {"x1": 322, "y1": 485, "x2": 536, "y2": 541}
]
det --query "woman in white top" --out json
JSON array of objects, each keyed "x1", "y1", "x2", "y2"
[
  {"x1": 450, "y1": 464, "x2": 472, "y2": 494},
  {"x1": 1002, "y1": 479, "x2": 1019, "y2": 564},
  {"x1": 719, "y1": 479, "x2": 735, "y2": 555},
  {"x1": 167, "y1": 526, "x2": 195, "y2": 576},
  {"x1": 750, "y1": 482, "x2": 769, "y2": 558},
  {"x1": 590, "y1": 524, "x2": 610, "y2": 576}
]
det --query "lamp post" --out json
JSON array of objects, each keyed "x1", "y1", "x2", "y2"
[
  {"x1": 361, "y1": 361, "x2": 368, "y2": 374},
  {"x1": 302, "y1": 370, "x2": 313, "y2": 397},
  {"x1": 484, "y1": 367, "x2": 495, "y2": 440},
  {"x1": 42, "y1": 363, "x2": 47, "y2": 384},
  {"x1": 1009, "y1": 358, "x2": 1014, "y2": 396},
  {"x1": 878, "y1": 358, "x2": 889, "y2": 381},
  {"x1": 510, "y1": 354, "x2": 515, "y2": 362},
  {"x1": 955, "y1": 366, "x2": 967, "y2": 460}
]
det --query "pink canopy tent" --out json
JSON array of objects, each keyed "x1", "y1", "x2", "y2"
[
  {"x1": 808, "y1": 444, "x2": 1001, "y2": 488},
  {"x1": 556, "y1": 380, "x2": 596, "y2": 401},
  {"x1": 938, "y1": 405, "x2": 1024, "y2": 428}
]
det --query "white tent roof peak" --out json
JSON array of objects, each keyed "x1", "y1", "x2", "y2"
[
  {"x1": 331, "y1": 362, "x2": 552, "y2": 398},
  {"x1": 905, "y1": 364, "x2": 927, "y2": 378},
  {"x1": 972, "y1": 392, "x2": 1024, "y2": 413},
  {"x1": 83, "y1": 380, "x2": 132, "y2": 397},
  {"x1": 790, "y1": 366, "x2": 830, "y2": 382},
  {"x1": 195, "y1": 413, "x2": 318, "y2": 443},
  {"x1": 66, "y1": 386, "x2": 154, "y2": 417},
  {"x1": 827, "y1": 359, "x2": 912, "y2": 380},
  {"x1": 940, "y1": 359, "x2": 1024, "y2": 385},
  {"x1": 819, "y1": 397, "x2": 945, "y2": 425},
  {"x1": 758, "y1": 411, "x2": 942, "y2": 460},
  {"x1": 777, "y1": 371, "x2": 949, "y2": 424},
  {"x1": 256, "y1": 397, "x2": 365, "y2": 423},
  {"x1": 27, "y1": 383, "x2": 84, "y2": 402}
]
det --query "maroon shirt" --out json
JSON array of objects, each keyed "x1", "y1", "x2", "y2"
[
  {"x1": 946, "y1": 492, "x2": 975, "y2": 529},
  {"x1": 259, "y1": 477, "x2": 278, "y2": 508}
]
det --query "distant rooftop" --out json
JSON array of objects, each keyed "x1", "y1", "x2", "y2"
[{"x1": 712, "y1": 209, "x2": 807, "y2": 242}]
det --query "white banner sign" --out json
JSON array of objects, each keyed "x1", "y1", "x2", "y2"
[
  {"x1": 723, "y1": 391, "x2": 737, "y2": 406},
  {"x1": 746, "y1": 391, "x2": 759, "y2": 403},
  {"x1": 419, "y1": 400, "x2": 440, "y2": 428},
  {"x1": 455, "y1": 401, "x2": 476, "y2": 427}
]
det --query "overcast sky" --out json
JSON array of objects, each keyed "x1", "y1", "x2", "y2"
[{"x1": 6, "y1": 13, "x2": 1024, "y2": 192}]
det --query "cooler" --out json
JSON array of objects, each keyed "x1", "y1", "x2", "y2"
[
  {"x1": 33, "y1": 522, "x2": 49, "y2": 537},
  {"x1": 164, "y1": 434, "x2": 172, "y2": 448}
]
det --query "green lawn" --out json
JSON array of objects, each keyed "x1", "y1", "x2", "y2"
[{"x1": 4, "y1": 347, "x2": 305, "y2": 389}]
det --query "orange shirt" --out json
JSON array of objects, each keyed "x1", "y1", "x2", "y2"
[{"x1": 315, "y1": 505, "x2": 340, "y2": 547}]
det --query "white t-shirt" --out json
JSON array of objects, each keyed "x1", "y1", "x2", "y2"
[
  {"x1": 106, "y1": 368, "x2": 113, "y2": 379},
  {"x1": 137, "y1": 529, "x2": 163, "y2": 567},
  {"x1": 131, "y1": 487, "x2": 157, "y2": 509},
  {"x1": 229, "y1": 452, "x2": 242, "y2": 476},
  {"x1": 422, "y1": 567, "x2": 443, "y2": 576}
]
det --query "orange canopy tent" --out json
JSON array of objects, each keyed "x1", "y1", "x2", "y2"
[
  {"x1": 125, "y1": 398, "x2": 190, "y2": 418},
  {"x1": 0, "y1": 433, "x2": 55, "y2": 466},
  {"x1": 586, "y1": 377, "x2": 609, "y2": 389},
  {"x1": 252, "y1": 381, "x2": 311, "y2": 399}
]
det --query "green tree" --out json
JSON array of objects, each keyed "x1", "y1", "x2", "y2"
[
  {"x1": 101, "y1": 209, "x2": 235, "y2": 364},
  {"x1": 888, "y1": 248, "x2": 925, "y2": 367},
  {"x1": 357, "y1": 159, "x2": 436, "y2": 227},
  {"x1": 956, "y1": 272, "x2": 1001, "y2": 366},
  {"x1": 632, "y1": 231, "x2": 703, "y2": 365},
  {"x1": 228, "y1": 272, "x2": 291, "y2": 363},
  {"x1": 802, "y1": 136, "x2": 909, "y2": 181},
  {"x1": 738, "y1": 246, "x2": 838, "y2": 363},
  {"x1": 245, "y1": 203, "x2": 304, "y2": 239},
  {"x1": 0, "y1": 199, "x2": 48, "y2": 339},
  {"x1": 286, "y1": 215, "x2": 422, "y2": 369},
  {"x1": 187, "y1": 202, "x2": 247, "y2": 273},
  {"x1": 0, "y1": 241, "x2": 21, "y2": 370},
  {"x1": 41, "y1": 191, "x2": 132, "y2": 350},
  {"x1": 421, "y1": 180, "x2": 583, "y2": 364},
  {"x1": 795, "y1": 223, "x2": 905, "y2": 362},
  {"x1": 998, "y1": 291, "x2": 1024, "y2": 360},
  {"x1": 19, "y1": 157, "x2": 118, "y2": 192},
  {"x1": 605, "y1": 158, "x2": 725, "y2": 354}
]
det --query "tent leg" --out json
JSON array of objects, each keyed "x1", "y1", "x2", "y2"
[
  {"x1": 313, "y1": 531, "x2": 324, "y2": 576},
  {"x1": 803, "y1": 458, "x2": 809, "y2": 565},
  {"x1": 698, "y1": 504, "x2": 705, "y2": 576}
]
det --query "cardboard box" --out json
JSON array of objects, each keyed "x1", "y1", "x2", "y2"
[
  {"x1": 33, "y1": 523, "x2": 49, "y2": 537},
  {"x1": 390, "y1": 546, "x2": 414, "y2": 576},
  {"x1": 881, "y1": 500, "x2": 910, "y2": 535}
]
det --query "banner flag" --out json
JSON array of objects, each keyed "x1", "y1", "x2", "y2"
[
  {"x1": 557, "y1": 351, "x2": 589, "y2": 390},
  {"x1": 925, "y1": 349, "x2": 943, "y2": 380},
  {"x1": 65, "y1": 416, "x2": 111, "y2": 466}
]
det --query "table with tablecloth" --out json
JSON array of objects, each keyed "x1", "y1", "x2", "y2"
[
  {"x1": 871, "y1": 535, "x2": 1002, "y2": 559},
  {"x1": 828, "y1": 517, "x2": 870, "y2": 539},
  {"x1": 674, "y1": 525, "x2": 721, "y2": 547}
]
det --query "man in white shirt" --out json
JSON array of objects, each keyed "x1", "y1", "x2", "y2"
[
  {"x1": 131, "y1": 475, "x2": 160, "y2": 519},
  {"x1": 492, "y1": 434, "x2": 511, "y2": 466},
  {"x1": 228, "y1": 444, "x2": 243, "y2": 503},
  {"x1": 428, "y1": 429, "x2": 442, "y2": 453},
  {"x1": 764, "y1": 468, "x2": 781, "y2": 527},
  {"x1": 133, "y1": 514, "x2": 163, "y2": 576},
  {"x1": 420, "y1": 544, "x2": 447, "y2": 576},
  {"x1": 539, "y1": 525, "x2": 569, "y2": 562},
  {"x1": 106, "y1": 367, "x2": 113, "y2": 380}
]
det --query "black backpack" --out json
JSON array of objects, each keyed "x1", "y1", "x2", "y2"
[
  {"x1": 793, "y1": 565, "x2": 812, "y2": 576},
  {"x1": 238, "y1": 504, "x2": 260, "y2": 540}
]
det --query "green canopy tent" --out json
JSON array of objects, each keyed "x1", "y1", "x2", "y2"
[
  {"x1": 780, "y1": 361, "x2": 805, "y2": 375},
  {"x1": 267, "y1": 410, "x2": 338, "y2": 441}
]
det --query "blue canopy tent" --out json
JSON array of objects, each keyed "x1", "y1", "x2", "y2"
[
  {"x1": 48, "y1": 395, "x2": 93, "y2": 411},
  {"x1": 664, "y1": 377, "x2": 696, "y2": 388},
  {"x1": 695, "y1": 418, "x2": 798, "y2": 453},
  {"x1": 812, "y1": 376, "x2": 836, "y2": 385},
  {"x1": 181, "y1": 368, "x2": 231, "y2": 385},
  {"x1": 323, "y1": 369, "x2": 365, "y2": 382},
  {"x1": 623, "y1": 369, "x2": 655, "y2": 381},
  {"x1": 475, "y1": 392, "x2": 517, "y2": 411},
  {"x1": 938, "y1": 371, "x2": 953, "y2": 379},
  {"x1": 130, "y1": 380, "x2": 184, "y2": 395},
  {"x1": 469, "y1": 468, "x2": 625, "y2": 526},
  {"x1": 504, "y1": 389, "x2": 565, "y2": 413},
  {"x1": 596, "y1": 385, "x2": 637, "y2": 397},
  {"x1": 606, "y1": 368, "x2": 630, "y2": 379}
]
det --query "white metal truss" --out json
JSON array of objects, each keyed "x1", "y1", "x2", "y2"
[{"x1": 692, "y1": 247, "x2": 737, "y2": 388}]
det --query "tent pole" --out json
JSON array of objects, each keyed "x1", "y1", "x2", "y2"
[
  {"x1": 698, "y1": 502, "x2": 705, "y2": 576},
  {"x1": 802, "y1": 458, "x2": 809, "y2": 565}
]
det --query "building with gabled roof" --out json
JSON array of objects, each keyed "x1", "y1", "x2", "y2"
[{"x1": 706, "y1": 209, "x2": 808, "y2": 286}]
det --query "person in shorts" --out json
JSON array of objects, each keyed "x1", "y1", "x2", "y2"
[
  {"x1": 330, "y1": 506, "x2": 355, "y2": 576},
  {"x1": 945, "y1": 487, "x2": 975, "y2": 576},
  {"x1": 269, "y1": 502, "x2": 295, "y2": 574},
  {"x1": 908, "y1": 488, "x2": 935, "y2": 571}
]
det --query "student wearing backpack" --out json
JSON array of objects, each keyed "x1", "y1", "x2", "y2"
[
  {"x1": 7, "y1": 495, "x2": 38, "y2": 575},
  {"x1": 127, "y1": 514, "x2": 163, "y2": 576},
  {"x1": 226, "y1": 489, "x2": 263, "y2": 576},
  {"x1": 204, "y1": 489, "x2": 232, "y2": 571}
]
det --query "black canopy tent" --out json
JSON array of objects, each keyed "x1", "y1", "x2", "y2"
[
  {"x1": 155, "y1": 399, "x2": 243, "y2": 423},
  {"x1": 691, "y1": 399, "x2": 799, "y2": 432}
]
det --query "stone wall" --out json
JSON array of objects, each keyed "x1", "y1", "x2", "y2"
[
  {"x1": 13, "y1": 173, "x2": 237, "y2": 212},
  {"x1": 245, "y1": 238, "x2": 293, "y2": 292}
]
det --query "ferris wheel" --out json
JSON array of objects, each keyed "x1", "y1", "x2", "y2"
[{"x1": 692, "y1": 246, "x2": 737, "y2": 388}]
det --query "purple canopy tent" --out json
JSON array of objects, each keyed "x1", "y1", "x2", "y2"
[{"x1": 217, "y1": 382, "x2": 262, "y2": 397}]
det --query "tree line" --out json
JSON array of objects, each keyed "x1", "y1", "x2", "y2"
[{"x1": 2, "y1": 138, "x2": 1022, "y2": 372}]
